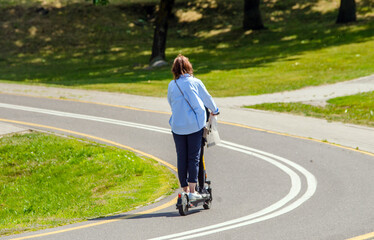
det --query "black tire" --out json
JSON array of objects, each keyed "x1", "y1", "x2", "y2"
[
  {"x1": 203, "y1": 201, "x2": 211, "y2": 209},
  {"x1": 178, "y1": 194, "x2": 189, "y2": 216},
  {"x1": 204, "y1": 187, "x2": 212, "y2": 209}
]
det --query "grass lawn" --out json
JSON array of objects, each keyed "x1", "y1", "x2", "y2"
[
  {"x1": 245, "y1": 91, "x2": 374, "y2": 127},
  {"x1": 0, "y1": 132, "x2": 178, "y2": 236},
  {"x1": 0, "y1": 0, "x2": 373, "y2": 97}
]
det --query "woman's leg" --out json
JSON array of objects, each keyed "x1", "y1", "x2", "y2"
[
  {"x1": 189, "y1": 182, "x2": 197, "y2": 194},
  {"x1": 187, "y1": 128, "x2": 204, "y2": 193},
  {"x1": 172, "y1": 132, "x2": 189, "y2": 191}
]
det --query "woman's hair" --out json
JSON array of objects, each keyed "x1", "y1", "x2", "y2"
[{"x1": 171, "y1": 54, "x2": 194, "y2": 80}]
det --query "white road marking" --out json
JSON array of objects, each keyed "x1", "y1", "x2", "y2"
[
  {"x1": 0, "y1": 102, "x2": 317, "y2": 239},
  {"x1": 0, "y1": 103, "x2": 170, "y2": 134},
  {"x1": 155, "y1": 141, "x2": 317, "y2": 240}
]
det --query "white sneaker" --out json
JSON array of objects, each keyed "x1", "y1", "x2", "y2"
[{"x1": 189, "y1": 192, "x2": 202, "y2": 200}]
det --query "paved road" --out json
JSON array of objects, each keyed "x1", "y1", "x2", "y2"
[
  {"x1": 1, "y1": 76, "x2": 374, "y2": 153},
  {"x1": 215, "y1": 74, "x2": 374, "y2": 107},
  {"x1": 1, "y1": 93, "x2": 374, "y2": 240}
]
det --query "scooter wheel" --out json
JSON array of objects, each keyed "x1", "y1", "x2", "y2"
[
  {"x1": 178, "y1": 194, "x2": 189, "y2": 216},
  {"x1": 203, "y1": 201, "x2": 211, "y2": 209},
  {"x1": 203, "y1": 187, "x2": 212, "y2": 209}
]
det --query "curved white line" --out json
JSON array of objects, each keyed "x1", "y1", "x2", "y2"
[
  {"x1": 0, "y1": 103, "x2": 170, "y2": 134},
  {"x1": 151, "y1": 142, "x2": 302, "y2": 240},
  {"x1": 222, "y1": 141, "x2": 317, "y2": 206},
  {"x1": 0, "y1": 103, "x2": 317, "y2": 239},
  {"x1": 151, "y1": 141, "x2": 317, "y2": 240},
  {"x1": 157, "y1": 141, "x2": 318, "y2": 240}
]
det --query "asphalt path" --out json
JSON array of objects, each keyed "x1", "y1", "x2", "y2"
[{"x1": 1, "y1": 94, "x2": 374, "y2": 240}]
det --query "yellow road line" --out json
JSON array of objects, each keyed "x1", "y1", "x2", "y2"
[
  {"x1": 0, "y1": 119, "x2": 177, "y2": 172},
  {"x1": 0, "y1": 118, "x2": 178, "y2": 239},
  {"x1": 10, "y1": 198, "x2": 177, "y2": 240},
  {"x1": 2, "y1": 91, "x2": 373, "y2": 157},
  {"x1": 346, "y1": 231, "x2": 374, "y2": 240},
  {"x1": 0, "y1": 92, "x2": 171, "y2": 115},
  {"x1": 2, "y1": 92, "x2": 374, "y2": 240},
  {"x1": 219, "y1": 120, "x2": 374, "y2": 157}
]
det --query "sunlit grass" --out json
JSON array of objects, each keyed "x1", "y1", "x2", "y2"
[
  {"x1": 0, "y1": 132, "x2": 178, "y2": 236},
  {"x1": 245, "y1": 91, "x2": 374, "y2": 127},
  {"x1": 0, "y1": 0, "x2": 373, "y2": 97}
]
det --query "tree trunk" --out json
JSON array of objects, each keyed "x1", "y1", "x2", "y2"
[
  {"x1": 150, "y1": 0, "x2": 175, "y2": 65},
  {"x1": 243, "y1": 0, "x2": 265, "y2": 30},
  {"x1": 336, "y1": 0, "x2": 356, "y2": 23}
]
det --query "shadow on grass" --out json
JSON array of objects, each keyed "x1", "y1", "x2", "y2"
[{"x1": 0, "y1": 0, "x2": 373, "y2": 88}]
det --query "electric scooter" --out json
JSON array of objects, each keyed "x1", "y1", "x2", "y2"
[{"x1": 176, "y1": 111, "x2": 213, "y2": 216}]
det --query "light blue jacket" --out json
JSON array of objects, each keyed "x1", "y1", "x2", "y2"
[{"x1": 167, "y1": 74, "x2": 219, "y2": 135}]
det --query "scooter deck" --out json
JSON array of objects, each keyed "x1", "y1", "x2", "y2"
[
  {"x1": 176, "y1": 187, "x2": 212, "y2": 216},
  {"x1": 188, "y1": 193, "x2": 211, "y2": 207}
]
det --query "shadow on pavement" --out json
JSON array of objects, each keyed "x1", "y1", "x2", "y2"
[{"x1": 88, "y1": 209, "x2": 205, "y2": 221}]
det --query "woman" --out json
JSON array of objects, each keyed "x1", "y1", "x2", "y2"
[{"x1": 167, "y1": 54, "x2": 219, "y2": 200}]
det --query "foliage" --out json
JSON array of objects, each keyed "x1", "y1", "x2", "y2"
[
  {"x1": 245, "y1": 91, "x2": 374, "y2": 127},
  {"x1": 0, "y1": 132, "x2": 177, "y2": 236},
  {"x1": 91, "y1": 0, "x2": 110, "y2": 6}
]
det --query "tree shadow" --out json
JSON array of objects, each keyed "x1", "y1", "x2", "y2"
[
  {"x1": 0, "y1": 0, "x2": 373, "y2": 91},
  {"x1": 168, "y1": 0, "x2": 374, "y2": 74}
]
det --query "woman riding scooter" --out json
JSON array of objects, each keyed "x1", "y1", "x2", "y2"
[{"x1": 167, "y1": 54, "x2": 219, "y2": 200}]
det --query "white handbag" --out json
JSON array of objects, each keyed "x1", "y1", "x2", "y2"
[{"x1": 205, "y1": 115, "x2": 221, "y2": 148}]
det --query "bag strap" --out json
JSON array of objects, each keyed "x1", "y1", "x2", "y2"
[{"x1": 174, "y1": 79, "x2": 197, "y2": 116}]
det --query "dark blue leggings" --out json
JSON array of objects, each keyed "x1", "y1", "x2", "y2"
[{"x1": 172, "y1": 128, "x2": 204, "y2": 188}]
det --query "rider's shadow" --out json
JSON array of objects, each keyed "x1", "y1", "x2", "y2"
[
  {"x1": 89, "y1": 209, "x2": 203, "y2": 221},
  {"x1": 88, "y1": 209, "x2": 202, "y2": 221}
]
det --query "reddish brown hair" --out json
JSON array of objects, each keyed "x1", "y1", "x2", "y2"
[{"x1": 171, "y1": 54, "x2": 194, "y2": 80}]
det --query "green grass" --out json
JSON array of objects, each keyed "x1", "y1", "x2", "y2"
[
  {"x1": 245, "y1": 91, "x2": 374, "y2": 127},
  {"x1": 0, "y1": 132, "x2": 178, "y2": 236},
  {"x1": 0, "y1": 0, "x2": 373, "y2": 97}
]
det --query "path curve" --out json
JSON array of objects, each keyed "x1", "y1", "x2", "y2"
[
  {"x1": 0, "y1": 76, "x2": 373, "y2": 153},
  {"x1": 1, "y1": 93, "x2": 374, "y2": 239}
]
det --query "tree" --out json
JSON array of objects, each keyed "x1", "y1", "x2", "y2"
[
  {"x1": 149, "y1": 0, "x2": 175, "y2": 66},
  {"x1": 243, "y1": 0, "x2": 265, "y2": 30},
  {"x1": 336, "y1": 0, "x2": 356, "y2": 23}
]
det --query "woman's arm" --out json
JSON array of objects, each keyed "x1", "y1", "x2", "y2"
[
  {"x1": 167, "y1": 82, "x2": 173, "y2": 107},
  {"x1": 197, "y1": 80, "x2": 219, "y2": 114}
]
